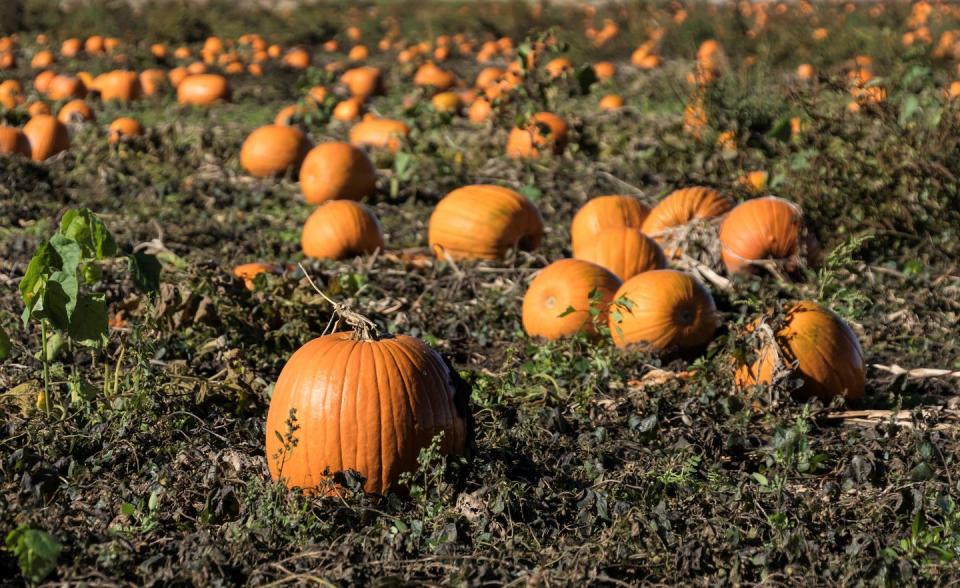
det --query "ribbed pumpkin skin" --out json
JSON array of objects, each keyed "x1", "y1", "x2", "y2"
[
  {"x1": 428, "y1": 185, "x2": 544, "y2": 260},
  {"x1": 576, "y1": 227, "x2": 666, "y2": 281},
  {"x1": 719, "y1": 196, "x2": 803, "y2": 274},
  {"x1": 299, "y1": 142, "x2": 377, "y2": 204},
  {"x1": 23, "y1": 115, "x2": 70, "y2": 161},
  {"x1": 506, "y1": 112, "x2": 569, "y2": 158},
  {"x1": 609, "y1": 269, "x2": 717, "y2": 352},
  {"x1": 348, "y1": 116, "x2": 409, "y2": 152},
  {"x1": 735, "y1": 301, "x2": 866, "y2": 402},
  {"x1": 0, "y1": 126, "x2": 31, "y2": 157},
  {"x1": 640, "y1": 186, "x2": 733, "y2": 238},
  {"x1": 301, "y1": 200, "x2": 384, "y2": 259},
  {"x1": 522, "y1": 259, "x2": 621, "y2": 340},
  {"x1": 570, "y1": 195, "x2": 650, "y2": 257},
  {"x1": 177, "y1": 74, "x2": 231, "y2": 105},
  {"x1": 240, "y1": 125, "x2": 311, "y2": 177},
  {"x1": 265, "y1": 333, "x2": 468, "y2": 495}
]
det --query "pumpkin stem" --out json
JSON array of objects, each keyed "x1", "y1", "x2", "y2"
[{"x1": 298, "y1": 263, "x2": 381, "y2": 341}]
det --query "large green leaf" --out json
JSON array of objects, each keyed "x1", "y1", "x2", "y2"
[
  {"x1": 68, "y1": 293, "x2": 108, "y2": 348},
  {"x1": 19, "y1": 242, "x2": 60, "y2": 316},
  {"x1": 49, "y1": 233, "x2": 82, "y2": 276},
  {"x1": 5, "y1": 525, "x2": 62, "y2": 584},
  {"x1": 39, "y1": 271, "x2": 79, "y2": 330},
  {"x1": 60, "y1": 208, "x2": 117, "y2": 260}
]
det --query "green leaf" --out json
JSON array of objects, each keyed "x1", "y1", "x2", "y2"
[
  {"x1": 68, "y1": 293, "x2": 108, "y2": 348},
  {"x1": 19, "y1": 242, "x2": 59, "y2": 318},
  {"x1": 39, "y1": 272, "x2": 78, "y2": 331},
  {"x1": 899, "y1": 95, "x2": 920, "y2": 126},
  {"x1": 0, "y1": 326, "x2": 10, "y2": 361},
  {"x1": 129, "y1": 252, "x2": 162, "y2": 293},
  {"x1": 48, "y1": 234, "x2": 82, "y2": 276},
  {"x1": 4, "y1": 525, "x2": 62, "y2": 584},
  {"x1": 519, "y1": 185, "x2": 542, "y2": 201},
  {"x1": 60, "y1": 208, "x2": 117, "y2": 260},
  {"x1": 751, "y1": 472, "x2": 769, "y2": 486}
]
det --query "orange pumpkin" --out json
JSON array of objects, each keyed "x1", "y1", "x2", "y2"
[
  {"x1": 232, "y1": 262, "x2": 281, "y2": 290},
  {"x1": 0, "y1": 79, "x2": 24, "y2": 109},
  {"x1": 0, "y1": 126, "x2": 31, "y2": 157},
  {"x1": 431, "y1": 91, "x2": 461, "y2": 112},
  {"x1": 31, "y1": 50, "x2": 54, "y2": 69},
  {"x1": 467, "y1": 98, "x2": 493, "y2": 123},
  {"x1": 608, "y1": 269, "x2": 717, "y2": 353},
  {"x1": 522, "y1": 259, "x2": 621, "y2": 340},
  {"x1": 26, "y1": 101, "x2": 51, "y2": 117},
  {"x1": 283, "y1": 47, "x2": 312, "y2": 69},
  {"x1": 640, "y1": 186, "x2": 733, "y2": 255},
  {"x1": 593, "y1": 61, "x2": 616, "y2": 81},
  {"x1": 575, "y1": 228, "x2": 667, "y2": 282},
  {"x1": 506, "y1": 112, "x2": 569, "y2": 158},
  {"x1": 413, "y1": 61, "x2": 456, "y2": 90},
  {"x1": 177, "y1": 74, "x2": 231, "y2": 106},
  {"x1": 23, "y1": 114, "x2": 70, "y2": 161},
  {"x1": 240, "y1": 125, "x2": 312, "y2": 177},
  {"x1": 299, "y1": 142, "x2": 377, "y2": 205},
  {"x1": 341, "y1": 66, "x2": 384, "y2": 99},
  {"x1": 475, "y1": 66, "x2": 504, "y2": 89},
  {"x1": 60, "y1": 38, "x2": 82, "y2": 58},
  {"x1": 139, "y1": 69, "x2": 167, "y2": 96},
  {"x1": 735, "y1": 301, "x2": 865, "y2": 402},
  {"x1": 428, "y1": 184, "x2": 544, "y2": 260},
  {"x1": 348, "y1": 45, "x2": 370, "y2": 62},
  {"x1": 33, "y1": 70, "x2": 56, "y2": 94},
  {"x1": 57, "y1": 99, "x2": 95, "y2": 124},
  {"x1": 333, "y1": 97, "x2": 363, "y2": 122},
  {"x1": 85, "y1": 36, "x2": 105, "y2": 55},
  {"x1": 274, "y1": 102, "x2": 318, "y2": 126},
  {"x1": 544, "y1": 56, "x2": 573, "y2": 78},
  {"x1": 348, "y1": 115, "x2": 410, "y2": 152},
  {"x1": 108, "y1": 117, "x2": 143, "y2": 143},
  {"x1": 301, "y1": 200, "x2": 384, "y2": 259},
  {"x1": 599, "y1": 94, "x2": 624, "y2": 111},
  {"x1": 570, "y1": 195, "x2": 650, "y2": 257},
  {"x1": 718, "y1": 196, "x2": 807, "y2": 274},
  {"x1": 796, "y1": 63, "x2": 815, "y2": 80},
  {"x1": 95, "y1": 71, "x2": 142, "y2": 102},
  {"x1": 265, "y1": 331, "x2": 467, "y2": 495},
  {"x1": 46, "y1": 75, "x2": 87, "y2": 101}
]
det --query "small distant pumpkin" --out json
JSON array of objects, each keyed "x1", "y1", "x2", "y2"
[
  {"x1": 522, "y1": 259, "x2": 622, "y2": 340},
  {"x1": 60, "y1": 38, "x2": 82, "y2": 58},
  {"x1": 593, "y1": 61, "x2": 616, "y2": 81},
  {"x1": 431, "y1": 91, "x2": 461, "y2": 112},
  {"x1": 95, "y1": 70, "x2": 142, "y2": 102},
  {"x1": 348, "y1": 115, "x2": 410, "y2": 152},
  {"x1": 240, "y1": 124, "x2": 312, "y2": 177},
  {"x1": 333, "y1": 97, "x2": 363, "y2": 122},
  {"x1": 735, "y1": 301, "x2": 865, "y2": 402},
  {"x1": 33, "y1": 70, "x2": 56, "y2": 94},
  {"x1": 428, "y1": 184, "x2": 543, "y2": 260},
  {"x1": 599, "y1": 94, "x2": 624, "y2": 111},
  {"x1": 23, "y1": 114, "x2": 70, "y2": 161},
  {"x1": 718, "y1": 196, "x2": 812, "y2": 274},
  {"x1": 299, "y1": 142, "x2": 377, "y2": 205},
  {"x1": 301, "y1": 200, "x2": 385, "y2": 259},
  {"x1": 608, "y1": 269, "x2": 717, "y2": 353},
  {"x1": 341, "y1": 66, "x2": 384, "y2": 99},
  {"x1": 506, "y1": 111, "x2": 569, "y2": 158},
  {"x1": 468, "y1": 98, "x2": 493, "y2": 123},
  {"x1": 233, "y1": 262, "x2": 281, "y2": 290},
  {"x1": 139, "y1": 69, "x2": 167, "y2": 96},
  {"x1": 108, "y1": 117, "x2": 143, "y2": 143},
  {"x1": 570, "y1": 195, "x2": 650, "y2": 258},
  {"x1": 177, "y1": 74, "x2": 231, "y2": 106},
  {"x1": 544, "y1": 56, "x2": 573, "y2": 78},
  {"x1": 283, "y1": 47, "x2": 311, "y2": 69},
  {"x1": 413, "y1": 61, "x2": 456, "y2": 90},
  {"x1": 31, "y1": 50, "x2": 55, "y2": 69},
  {"x1": 57, "y1": 99, "x2": 95, "y2": 124},
  {"x1": 46, "y1": 74, "x2": 87, "y2": 101},
  {"x1": 0, "y1": 126, "x2": 31, "y2": 157},
  {"x1": 575, "y1": 227, "x2": 667, "y2": 282}
]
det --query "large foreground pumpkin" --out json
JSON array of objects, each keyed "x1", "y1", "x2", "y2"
[
  {"x1": 718, "y1": 196, "x2": 808, "y2": 274},
  {"x1": 735, "y1": 301, "x2": 865, "y2": 402},
  {"x1": 522, "y1": 259, "x2": 621, "y2": 340},
  {"x1": 265, "y1": 332, "x2": 468, "y2": 495},
  {"x1": 301, "y1": 200, "x2": 384, "y2": 259},
  {"x1": 576, "y1": 227, "x2": 666, "y2": 281},
  {"x1": 428, "y1": 185, "x2": 544, "y2": 260},
  {"x1": 299, "y1": 142, "x2": 377, "y2": 204},
  {"x1": 609, "y1": 269, "x2": 717, "y2": 353},
  {"x1": 240, "y1": 125, "x2": 311, "y2": 177},
  {"x1": 570, "y1": 195, "x2": 650, "y2": 257}
]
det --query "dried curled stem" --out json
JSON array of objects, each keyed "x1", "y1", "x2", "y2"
[{"x1": 298, "y1": 263, "x2": 380, "y2": 341}]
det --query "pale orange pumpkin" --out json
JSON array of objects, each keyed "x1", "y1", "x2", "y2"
[
  {"x1": 333, "y1": 97, "x2": 364, "y2": 122},
  {"x1": 265, "y1": 331, "x2": 467, "y2": 495},
  {"x1": 575, "y1": 228, "x2": 667, "y2": 282},
  {"x1": 23, "y1": 114, "x2": 70, "y2": 161},
  {"x1": 283, "y1": 47, "x2": 311, "y2": 69},
  {"x1": 468, "y1": 98, "x2": 493, "y2": 123},
  {"x1": 177, "y1": 74, "x2": 230, "y2": 106},
  {"x1": 522, "y1": 259, "x2": 621, "y2": 340},
  {"x1": 718, "y1": 196, "x2": 808, "y2": 274},
  {"x1": 608, "y1": 269, "x2": 717, "y2": 353},
  {"x1": 240, "y1": 125, "x2": 312, "y2": 177},
  {"x1": 33, "y1": 70, "x2": 56, "y2": 94},
  {"x1": 570, "y1": 195, "x2": 650, "y2": 258},
  {"x1": 301, "y1": 200, "x2": 384, "y2": 259},
  {"x1": 95, "y1": 71, "x2": 142, "y2": 102},
  {"x1": 428, "y1": 184, "x2": 543, "y2": 260},
  {"x1": 348, "y1": 115, "x2": 410, "y2": 152},
  {"x1": 299, "y1": 142, "x2": 377, "y2": 205},
  {"x1": 413, "y1": 61, "x2": 456, "y2": 90},
  {"x1": 735, "y1": 301, "x2": 866, "y2": 402},
  {"x1": 431, "y1": 91, "x2": 461, "y2": 112}
]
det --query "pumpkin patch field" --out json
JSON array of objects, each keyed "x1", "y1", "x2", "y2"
[{"x1": 3, "y1": 0, "x2": 960, "y2": 584}]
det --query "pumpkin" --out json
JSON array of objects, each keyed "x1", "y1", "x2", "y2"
[
  {"x1": 735, "y1": 301, "x2": 865, "y2": 402},
  {"x1": 522, "y1": 259, "x2": 621, "y2": 340},
  {"x1": 475, "y1": 66, "x2": 503, "y2": 89},
  {"x1": 593, "y1": 61, "x2": 616, "y2": 81},
  {"x1": 23, "y1": 114, "x2": 70, "y2": 161},
  {"x1": 232, "y1": 262, "x2": 281, "y2": 290},
  {"x1": 413, "y1": 61, "x2": 456, "y2": 90},
  {"x1": 283, "y1": 47, "x2": 311, "y2": 69},
  {"x1": 33, "y1": 70, "x2": 56, "y2": 94},
  {"x1": 60, "y1": 38, "x2": 82, "y2": 58},
  {"x1": 265, "y1": 331, "x2": 467, "y2": 495},
  {"x1": 150, "y1": 43, "x2": 167, "y2": 59},
  {"x1": 796, "y1": 63, "x2": 815, "y2": 80},
  {"x1": 0, "y1": 79, "x2": 25, "y2": 109},
  {"x1": 570, "y1": 195, "x2": 650, "y2": 257},
  {"x1": 348, "y1": 45, "x2": 370, "y2": 62},
  {"x1": 468, "y1": 98, "x2": 492, "y2": 123},
  {"x1": 31, "y1": 50, "x2": 54, "y2": 69},
  {"x1": 186, "y1": 61, "x2": 208, "y2": 75},
  {"x1": 431, "y1": 91, "x2": 461, "y2": 112},
  {"x1": 333, "y1": 97, "x2": 363, "y2": 122},
  {"x1": 301, "y1": 200, "x2": 384, "y2": 259},
  {"x1": 575, "y1": 228, "x2": 667, "y2": 282},
  {"x1": 599, "y1": 94, "x2": 624, "y2": 111},
  {"x1": 57, "y1": 99, "x2": 95, "y2": 124},
  {"x1": 85, "y1": 35, "x2": 105, "y2": 54},
  {"x1": 46, "y1": 75, "x2": 87, "y2": 101},
  {"x1": 307, "y1": 86, "x2": 328, "y2": 104},
  {"x1": 640, "y1": 186, "x2": 733, "y2": 256},
  {"x1": 27, "y1": 101, "x2": 51, "y2": 117},
  {"x1": 718, "y1": 196, "x2": 808, "y2": 274},
  {"x1": 108, "y1": 117, "x2": 143, "y2": 143},
  {"x1": 95, "y1": 71, "x2": 142, "y2": 102},
  {"x1": 177, "y1": 74, "x2": 231, "y2": 106},
  {"x1": 544, "y1": 56, "x2": 573, "y2": 78},
  {"x1": 349, "y1": 115, "x2": 410, "y2": 152},
  {"x1": 299, "y1": 142, "x2": 377, "y2": 205},
  {"x1": 341, "y1": 66, "x2": 384, "y2": 99},
  {"x1": 506, "y1": 111, "x2": 569, "y2": 158},
  {"x1": 168, "y1": 67, "x2": 189, "y2": 88},
  {"x1": 240, "y1": 124, "x2": 312, "y2": 177},
  {"x1": 275, "y1": 102, "x2": 319, "y2": 126},
  {"x1": 608, "y1": 269, "x2": 717, "y2": 353},
  {"x1": 139, "y1": 69, "x2": 167, "y2": 96},
  {"x1": 0, "y1": 126, "x2": 31, "y2": 157},
  {"x1": 0, "y1": 51, "x2": 17, "y2": 70},
  {"x1": 428, "y1": 184, "x2": 543, "y2": 260}
]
